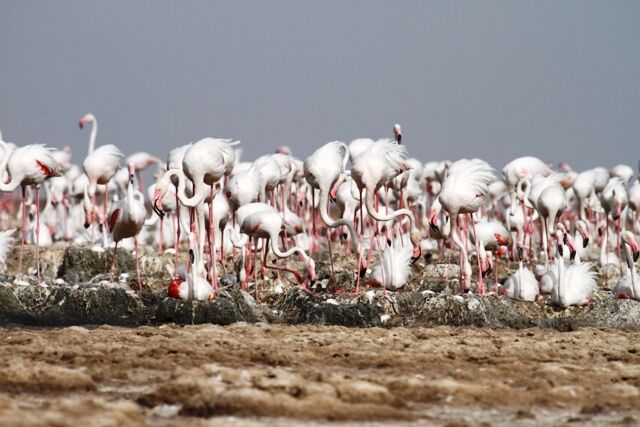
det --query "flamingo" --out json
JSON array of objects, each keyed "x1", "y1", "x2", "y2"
[
  {"x1": 550, "y1": 228, "x2": 596, "y2": 308},
  {"x1": 613, "y1": 231, "x2": 640, "y2": 300},
  {"x1": 536, "y1": 183, "x2": 567, "y2": 268},
  {"x1": 628, "y1": 164, "x2": 640, "y2": 232},
  {"x1": 0, "y1": 228, "x2": 16, "y2": 268},
  {"x1": 611, "y1": 164, "x2": 634, "y2": 186},
  {"x1": 127, "y1": 152, "x2": 160, "y2": 192},
  {"x1": 368, "y1": 242, "x2": 412, "y2": 290},
  {"x1": 538, "y1": 221, "x2": 588, "y2": 294},
  {"x1": 393, "y1": 124, "x2": 402, "y2": 144},
  {"x1": 231, "y1": 203, "x2": 317, "y2": 291},
  {"x1": 469, "y1": 220, "x2": 510, "y2": 292},
  {"x1": 154, "y1": 138, "x2": 237, "y2": 288},
  {"x1": 502, "y1": 156, "x2": 551, "y2": 215},
  {"x1": 572, "y1": 170, "x2": 596, "y2": 221},
  {"x1": 351, "y1": 139, "x2": 422, "y2": 258},
  {"x1": 0, "y1": 141, "x2": 63, "y2": 284},
  {"x1": 108, "y1": 164, "x2": 147, "y2": 289},
  {"x1": 438, "y1": 158, "x2": 495, "y2": 294},
  {"x1": 304, "y1": 141, "x2": 362, "y2": 281},
  {"x1": 79, "y1": 114, "x2": 124, "y2": 238},
  {"x1": 168, "y1": 232, "x2": 213, "y2": 301},
  {"x1": 501, "y1": 259, "x2": 539, "y2": 302}
]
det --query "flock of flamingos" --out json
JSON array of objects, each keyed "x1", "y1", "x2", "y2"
[{"x1": 0, "y1": 116, "x2": 639, "y2": 308}]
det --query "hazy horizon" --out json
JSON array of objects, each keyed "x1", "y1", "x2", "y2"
[{"x1": 1, "y1": 0, "x2": 639, "y2": 171}]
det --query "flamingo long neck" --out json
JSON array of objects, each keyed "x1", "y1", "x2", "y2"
[
  {"x1": 364, "y1": 185, "x2": 416, "y2": 233},
  {"x1": 269, "y1": 229, "x2": 307, "y2": 260},
  {"x1": 623, "y1": 242, "x2": 637, "y2": 298},
  {"x1": 166, "y1": 169, "x2": 204, "y2": 207},
  {"x1": 88, "y1": 119, "x2": 97, "y2": 155},
  {"x1": 599, "y1": 220, "x2": 609, "y2": 267},
  {"x1": 318, "y1": 185, "x2": 360, "y2": 253},
  {"x1": 0, "y1": 141, "x2": 20, "y2": 192},
  {"x1": 557, "y1": 246, "x2": 566, "y2": 306},
  {"x1": 517, "y1": 260, "x2": 524, "y2": 299}
]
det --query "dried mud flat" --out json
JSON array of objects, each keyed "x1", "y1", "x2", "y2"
[
  {"x1": 1, "y1": 324, "x2": 640, "y2": 426},
  {"x1": 2, "y1": 245, "x2": 640, "y2": 425}
]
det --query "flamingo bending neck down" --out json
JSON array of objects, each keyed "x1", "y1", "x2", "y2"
[
  {"x1": 351, "y1": 140, "x2": 422, "y2": 257},
  {"x1": 231, "y1": 203, "x2": 316, "y2": 294},
  {"x1": 304, "y1": 141, "x2": 362, "y2": 280}
]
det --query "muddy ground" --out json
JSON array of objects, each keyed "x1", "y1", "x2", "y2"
[
  {"x1": 2, "y1": 244, "x2": 640, "y2": 425},
  {"x1": 1, "y1": 324, "x2": 640, "y2": 426}
]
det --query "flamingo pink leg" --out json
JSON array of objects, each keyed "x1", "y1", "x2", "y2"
[
  {"x1": 134, "y1": 237, "x2": 142, "y2": 291},
  {"x1": 18, "y1": 186, "x2": 26, "y2": 275},
  {"x1": 174, "y1": 195, "x2": 180, "y2": 276},
  {"x1": 208, "y1": 185, "x2": 218, "y2": 290},
  {"x1": 469, "y1": 214, "x2": 486, "y2": 295},
  {"x1": 110, "y1": 241, "x2": 119, "y2": 281},
  {"x1": 35, "y1": 187, "x2": 41, "y2": 285}
]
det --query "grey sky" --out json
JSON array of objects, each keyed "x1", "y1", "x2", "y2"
[{"x1": 1, "y1": 0, "x2": 639, "y2": 171}]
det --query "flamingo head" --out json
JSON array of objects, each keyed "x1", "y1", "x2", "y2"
[
  {"x1": 152, "y1": 181, "x2": 166, "y2": 218},
  {"x1": 622, "y1": 231, "x2": 640, "y2": 262},
  {"x1": 576, "y1": 220, "x2": 590, "y2": 247},
  {"x1": 565, "y1": 234, "x2": 577, "y2": 260},
  {"x1": 393, "y1": 123, "x2": 402, "y2": 144},
  {"x1": 516, "y1": 237, "x2": 525, "y2": 261},
  {"x1": 275, "y1": 146, "x2": 291, "y2": 155},
  {"x1": 306, "y1": 257, "x2": 317, "y2": 284},
  {"x1": 428, "y1": 210, "x2": 439, "y2": 232},
  {"x1": 127, "y1": 164, "x2": 135, "y2": 184},
  {"x1": 78, "y1": 114, "x2": 94, "y2": 129},
  {"x1": 83, "y1": 192, "x2": 93, "y2": 228},
  {"x1": 167, "y1": 277, "x2": 183, "y2": 299},
  {"x1": 494, "y1": 233, "x2": 509, "y2": 246},
  {"x1": 410, "y1": 228, "x2": 422, "y2": 261}
]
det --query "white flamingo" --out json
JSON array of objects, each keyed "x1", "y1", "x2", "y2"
[
  {"x1": 438, "y1": 158, "x2": 495, "y2": 294},
  {"x1": 0, "y1": 141, "x2": 63, "y2": 283},
  {"x1": 613, "y1": 231, "x2": 640, "y2": 300},
  {"x1": 168, "y1": 232, "x2": 213, "y2": 301},
  {"x1": 108, "y1": 164, "x2": 146, "y2": 289},
  {"x1": 550, "y1": 228, "x2": 596, "y2": 308}
]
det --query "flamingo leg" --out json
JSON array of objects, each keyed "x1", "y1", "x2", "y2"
[
  {"x1": 326, "y1": 228, "x2": 335, "y2": 284},
  {"x1": 174, "y1": 195, "x2": 180, "y2": 276},
  {"x1": 220, "y1": 226, "x2": 227, "y2": 274},
  {"x1": 35, "y1": 187, "x2": 41, "y2": 285},
  {"x1": 102, "y1": 190, "x2": 109, "y2": 247},
  {"x1": 135, "y1": 170, "x2": 144, "y2": 193},
  {"x1": 209, "y1": 185, "x2": 218, "y2": 290},
  {"x1": 18, "y1": 186, "x2": 26, "y2": 275},
  {"x1": 134, "y1": 237, "x2": 142, "y2": 291},
  {"x1": 110, "y1": 241, "x2": 119, "y2": 281},
  {"x1": 159, "y1": 216, "x2": 164, "y2": 253},
  {"x1": 469, "y1": 214, "x2": 486, "y2": 296}
]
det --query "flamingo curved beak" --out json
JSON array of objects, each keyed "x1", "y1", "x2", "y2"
[
  {"x1": 494, "y1": 233, "x2": 508, "y2": 246},
  {"x1": 152, "y1": 190, "x2": 165, "y2": 218},
  {"x1": 411, "y1": 244, "x2": 422, "y2": 263},
  {"x1": 566, "y1": 236, "x2": 577, "y2": 261},
  {"x1": 630, "y1": 237, "x2": 640, "y2": 262},
  {"x1": 613, "y1": 201, "x2": 622, "y2": 221},
  {"x1": 428, "y1": 211, "x2": 439, "y2": 232}
]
